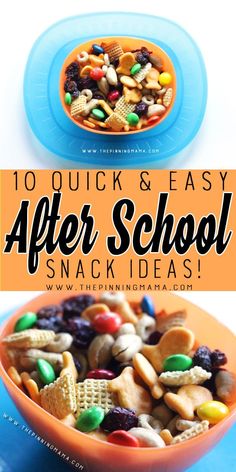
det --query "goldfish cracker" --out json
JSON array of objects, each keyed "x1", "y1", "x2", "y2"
[
  {"x1": 164, "y1": 385, "x2": 213, "y2": 421},
  {"x1": 109, "y1": 366, "x2": 152, "y2": 416},
  {"x1": 142, "y1": 327, "x2": 195, "y2": 372},
  {"x1": 133, "y1": 353, "x2": 165, "y2": 400}
]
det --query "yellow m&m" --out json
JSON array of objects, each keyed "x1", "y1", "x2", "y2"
[
  {"x1": 197, "y1": 400, "x2": 229, "y2": 424},
  {"x1": 159, "y1": 72, "x2": 172, "y2": 86}
]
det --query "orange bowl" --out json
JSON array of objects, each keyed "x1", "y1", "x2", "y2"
[
  {"x1": 59, "y1": 37, "x2": 176, "y2": 135},
  {"x1": 0, "y1": 291, "x2": 235, "y2": 472}
]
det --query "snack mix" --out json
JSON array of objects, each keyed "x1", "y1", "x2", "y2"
[
  {"x1": 62, "y1": 41, "x2": 174, "y2": 132},
  {"x1": 3, "y1": 293, "x2": 236, "y2": 448}
]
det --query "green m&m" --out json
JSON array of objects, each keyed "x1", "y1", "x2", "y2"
[
  {"x1": 37, "y1": 359, "x2": 56, "y2": 385},
  {"x1": 163, "y1": 354, "x2": 193, "y2": 372},
  {"x1": 127, "y1": 112, "x2": 139, "y2": 126},
  {"x1": 130, "y1": 63, "x2": 142, "y2": 76},
  {"x1": 91, "y1": 108, "x2": 105, "y2": 120},
  {"x1": 76, "y1": 406, "x2": 105, "y2": 432},
  {"x1": 64, "y1": 92, "x2": 72, "y2": 105},
  {"x1": 14, "y1": 312, "x2": 37, "y2": 332}
]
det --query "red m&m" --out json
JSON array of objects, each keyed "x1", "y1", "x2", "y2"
[
  {"x1": 107, "y1": 90, "x2": 120, "y2": 102},
  {"x1": 93, "y1": 312, "x2": 122, "y2": 334},
  {"x1": 90, "y1": 67, "x2": 104, "y2": 81},
  {"x1": 86, "y1": 369, "x2": 116, "y2": 380},
  {"x1": 107, "y1": 430, "x2": 139, "y2": 447}
]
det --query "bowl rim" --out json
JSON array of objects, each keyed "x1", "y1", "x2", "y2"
[
  {"x1": 0, "y1": 291, "x2": 236, "y2": 454},
  {"x1": 59, "y1": 35, "x2": 177, "y2": 136}
]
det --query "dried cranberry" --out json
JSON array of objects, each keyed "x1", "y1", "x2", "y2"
[
  {"x1": 65, "y1": 62, "x2": 79, "y2": 80},
  {"x1": 101, "y1": 407, "x2": 138, "y2": 432},
  {"x1": 110, "y1": 58, "x2": 119, "y2": 68},
  {"x1": 62, "y1": 294, "x2": 95, "y2": 320},
  {"x1": 136, "y1": 52, "x2": 149, "y2": 65},
  {"x1": 115, "y1": 362, "x2": 133, "y2": 376},
  {"x1": 36, "y1": 305, "x2": 62, "y2": 319},
  {"x1": 73, "y1": 356, "x2": 82, "y2": 373},
  {"x1": 64, "y1": 80, "x2": 79, "y2": 97},
  {"x1": 92, "y1": 90, "x2": 106, "y2": 100},
  {"x1": 141, "y1": 47, "x2": 151, "y2": 58},
  {"x1": 192, "y1": 346, "x2": 212, "y2": 372},
  {"x1": 202, "y1": 368, "x2": 221, "y2": 395},
  {"x1": 66, "y1": 317, "x2": 96, "y2": 349},
  {"x1": 77, "y1": 77, "x2": 97, "y2": 91},
  {"x1": 134, "y1": 102, "x2": 148, "y2": 117},
  {"x1": 110, "y1": 81, "x2": 123, "y2": 94},
  {"x1": 211, "y1": 349, "x2": 227, "y2": 367},
  {"x1": 106, "y1": 359, "x2": 131, "y2": 376},
  {"x1": 35, "y1": 316, "x2": 65, "y2": 333},
  {"x1": 106, "y1": 358, "x2": 121, "y2": 374},
  {"x1": 146, "y1": 331, "x2": 163, "y2": 345}
]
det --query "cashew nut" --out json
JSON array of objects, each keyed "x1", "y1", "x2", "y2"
[
  {"x1": 129, "y1": 427, "x2": 166, "y2": 448},
  {"x1": 138, "y1": 414, "x2": 163, "y2": 433},
  {"x1": 45, "y1": 333, "x2": 73, "y2": 353},
  {"x1": 104, "y1": 53, "x2": 110, "y2": 66},
  {"x1": 20, "y1": 349, "x2": 63, "y2": 372},
  {"x1": 98, "y1": 77, "x2": 109, "y2": 96},
  {"x1": 102, "y1": 65, "x2": 108, "y2": 74},
  {"x1": 114, "y1": 323, "x2": 136, "y2": 338},
  {"x1": 112, "y1": 334, "x2": 142, "y2": 362},
  {"x1": 88, "y1": 334, "x2": 114, "y2": 369}
]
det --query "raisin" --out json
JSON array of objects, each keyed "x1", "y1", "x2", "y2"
[
  {"x1": 110, "y1": 81, "x2": 123, "y2": 94},
  {"x1": 77, "y1": 77, "x2": 97, "y2": 91},
  {"x1": 134, "y1": 102, "x2": 148, "y2": 117},
  {"x1": 92, "y1": 90, "x2": 106, "y2": 100},
  {"x1": 136, "y1": 52, "x2": 149, "y2": 65},
  {"x1": 211, "y1": 349, "x2": 227, "y2": 367},
  {"x1": 65, "y1": 62, "x2": 79, "y2": 80},
  {"x1": 141, "y1": 47, "x2": 152, "y2": 58},
  {"x1": 35, "y1": 316, "x2": 65, "y2": 333},
  {"x1": 110, "y1": 58, "x2": 119, "y2": 68},
  {"x1": 192, "y1": 345, "x2": 212, "y2": 372},
  {"x1": 73, "y1": 356, "x2": 82, "y2": 373},
  {"x1": 64, "y1": 80, "x2": 79, "y2": 97},
  {"x1": 146, "y1": 330, "x2": 163, "y2": 345},
  {"x1": 62, "y1": 294, "x2": 95, "y2": 320},
  {"x1": 66, "y1": 317, "x2": 96, "y2": 349},
  {"x1": 36, "y1": 304, "x2": 62, "y2": 319},
  {"x1": 202, "y1": 368, "x2": 221, "y2": 395},
  {"x1": 101, "y1": 407, "x2": 138, "y2": 432}
]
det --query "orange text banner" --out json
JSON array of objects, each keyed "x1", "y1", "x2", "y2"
[{"x1": 0, "y1": 169, "x2": 235, "y2": 290}]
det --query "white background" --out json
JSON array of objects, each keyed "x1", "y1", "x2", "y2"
[
  {"x1": 0, "y1": 291, "x2": 235, "y2": 334},
  {"x1": 0, "y1": 0, "x2": 236, "y2": 169}
]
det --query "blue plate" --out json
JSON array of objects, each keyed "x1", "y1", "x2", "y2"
[
  {"x1": 0, "y1": 310, "x2": 235, "y2": 471},
  {"x1": 24, "y1": 12, "x2": 207, "y2": 166}
]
